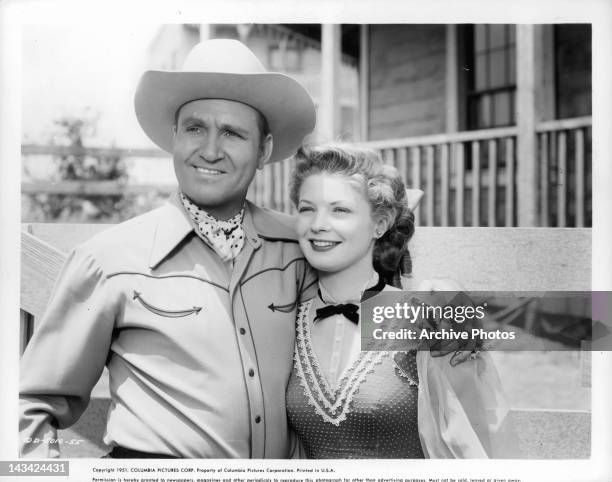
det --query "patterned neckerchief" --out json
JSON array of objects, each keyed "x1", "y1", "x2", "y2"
[{"x1": 180, "y1": 193, "x2": 246, "y2": 262}]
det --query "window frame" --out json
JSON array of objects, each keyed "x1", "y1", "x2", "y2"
[{"x1": 462, "y1": 24, "x2": 517, "y2": 130}]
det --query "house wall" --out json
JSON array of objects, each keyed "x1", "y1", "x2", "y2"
[{"x1": 368, "y1": 25, "x2": 447, "y2": 140}]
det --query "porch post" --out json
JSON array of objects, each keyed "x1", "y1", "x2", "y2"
[
  {"x1": 516, "y1": 25, "x2": 544, "y2": 226},
  {"x1": 319, "y1": 24, "x2": 341, "y2": 141},
  {"x1": 445, "y1": 25, "x2": 459, "y2": 133},
  {"x1": 359, "y1": 25, "x2": 369, "y2": 141}
]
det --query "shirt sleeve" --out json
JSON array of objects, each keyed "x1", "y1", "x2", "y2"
[
  {"x1": 20, "y1": 246, "x2": 117, "y2": 458},
  {"x1": 416, "y1": 351, "x2": 522, "y2": 458}
]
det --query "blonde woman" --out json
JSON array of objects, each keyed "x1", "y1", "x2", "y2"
[{"x1": 286, "y1": 145, "x2": 519, "y2": 459}]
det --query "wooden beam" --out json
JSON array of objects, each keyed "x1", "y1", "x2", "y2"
[
  {"x1": 455, "y1": 143, "x2": 465, "y2": 227},
  {"x1": 410, "y1": 227, "x2": 591, "y2": 291},
  {"x1": 359, "y1": 25, "x2": 370, "y2": 141},
  {"x1": 539, "y1": 132, "x2": 549, "y2": 227},
  {"x1": 445, "y1": 25, "x2": 459, "y2": 133},
  {"x1": 440, "y1": 144, "x2": 450, "y2": 226},
  {"x1": 471, "y1": 141, "x2": 481, "y2": 226},
  {"x1": 21, "y1": 144, "x2": 169, "y2": 159},
  {"x1": 264, "y1": 163, "x2": 274, "y2": 208},
  {"x1": 383, "y1": 148, "x2": 395, "y2": 166},
  {"x1": 488, "y1": 140, "x2": 498, "y2": 227},
  {"x1": 26, "y1": 223, "x2": 112, "y2": 254},
  {"x1": 319, "y1": 24, "x2": 341, "y2": 141},
  {"x1": 515, "y1": 25, "x2": 542, "y2": 227},
  {"x1": 411, "y1": 147, "x2": 421, "y2": 227},
  {"x1": 361, "y1": 117, "x2": 590, "y2": 151},
  {"x1": 361, "y1": 125, "x2": 518, "y2": 150},
  {"x1": 21, "y1": 181, "x2": 177, "y2": 196},
  {"x1": 575, "y1": 129, "x2": 585, "y2": 227},
  {"x1": 273, "y1": 162, "x2": 283, "y2": 211},
  {"x1": 21, "y1": 223, "x2": 592, "y2": 308},
  {"x1": 536, "y1": 116, "x2": 592, "y2": 132},
  {"x1": 505, "y1": 138, "x2": 515, "y2": 227},
  {"x1": 426, "y1": 146, "x2": 435, "y2": 226},
  {"x1": 282, "y1": 159, "x2": 292, "y2": 214},
  {"x1": 397, "y1": 147, "x2": 408, "y2": 185},
  {"x1": 21, "y1": 230, "x2": 67, "y2": 319},
  {"x1": 557, "y1": 132, "x2": 567, "y2": 227},
  {"x1": 255, "y1": 169, "x2": 264, "y2": 207}
]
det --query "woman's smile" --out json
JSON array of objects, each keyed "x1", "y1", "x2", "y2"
[
  {"x1": 296, "y1": 173, "x2": 379, "y2": 275},
  {"x1": 309, "y1": 239, "x2": 341, "y2": 252}
]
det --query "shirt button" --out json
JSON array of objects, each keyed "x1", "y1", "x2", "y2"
[
  {"x1": 239, "y1": 328, "x2": 246, "y2": 335},
  {"x1": 255, "y1": 415, "x2": 262, "y2": 423},
  {"x1": 248, "y1": 369, "x2": 255, "y2": 377}
]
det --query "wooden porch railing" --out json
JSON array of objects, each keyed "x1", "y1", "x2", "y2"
[
  {"x1": 362, "y1": 126, "x2": 518, "y2": 227},
  {"x1": 361, "y1": 116, "x2": 592, "y2": 228},
  {"x1": 536, "y1": 116, "x2": 592, "y2": 228},
  {"x1": 21, "y1": 116, "x2": 592, "y2": 227}
]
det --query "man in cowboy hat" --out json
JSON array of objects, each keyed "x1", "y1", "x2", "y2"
[{"x1": 20, "y1": 39, "x2": 316, "y2": 459}]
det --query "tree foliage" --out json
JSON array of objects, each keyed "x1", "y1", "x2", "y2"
[{"x1": 23, "y1": 116, "x2": 166, "y2": 223}]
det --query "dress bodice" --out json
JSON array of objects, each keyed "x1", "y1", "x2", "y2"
[{"x1": 286, "y1": 300, "x2": 425, "y2": 459}]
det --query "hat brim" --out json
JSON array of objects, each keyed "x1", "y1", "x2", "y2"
[{"x1": 135, "y1": 70, "x2": 316, "y2": 164}]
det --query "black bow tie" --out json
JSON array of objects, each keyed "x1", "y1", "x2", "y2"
[
  {"x1": 314, "y1": 303, "x2": 360, "y2": 324},
  {"x1": 314, "y1": 276, "x2": 387, "y2": 325}
]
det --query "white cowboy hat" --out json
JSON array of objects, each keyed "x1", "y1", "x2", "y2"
[{"x1": 134, "y1": 39, "x2": 316, "y2": 164}]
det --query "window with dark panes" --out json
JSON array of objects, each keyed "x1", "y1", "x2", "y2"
[
  {"x1": 465, "y1": 24, "x2": 516, "y2": 129},
  {"x1": 554, "y1": 24, "x2": 592, "y2": 119}
]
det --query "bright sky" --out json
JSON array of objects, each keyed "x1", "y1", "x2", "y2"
[{"x1": 22, "y1": 23, "x2": 162, "y2": 148}]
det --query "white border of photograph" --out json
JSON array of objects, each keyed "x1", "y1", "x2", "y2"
[{"x1": 1, "y1": 0, "x2": 611, "y2": 481}]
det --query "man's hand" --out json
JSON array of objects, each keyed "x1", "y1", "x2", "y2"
[{"x1": 415, "y1": 278, "x2": 482, "y2": 363}]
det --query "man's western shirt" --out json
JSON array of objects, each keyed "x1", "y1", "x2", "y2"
[{"x1": 20, "y1": 195, "x2": 314, "y2": 458}]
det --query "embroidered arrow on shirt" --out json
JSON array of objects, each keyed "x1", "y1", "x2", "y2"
[
  {"x1": 133, "y1": 291, "x2": 202, "y2": 318},
  {"x1": 268, "y1": 300, "x2": 297, "y2": 313}
]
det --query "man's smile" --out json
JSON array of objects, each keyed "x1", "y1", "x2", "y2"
[{"x1": 191, "y1": 165, "x2": 226, "y2": 176}]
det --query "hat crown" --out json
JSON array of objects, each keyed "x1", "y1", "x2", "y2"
[
  {"x1": 135, "y1": 38, "x2": 316, "y2": 163},
  {"x1": 182, "y1": 39, "x2": 267, "y2": 74}
]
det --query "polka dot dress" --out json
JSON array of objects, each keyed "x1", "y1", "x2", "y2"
[
  {"x1": 286, "y1": 300, "x2": 425, "y2": 459},
  {"x1": 180, "y1": 193, "x2": 245, "y2": 262}
]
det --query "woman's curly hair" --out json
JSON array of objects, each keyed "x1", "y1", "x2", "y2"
[{"x1": 290, "y1": 144, "x2": 415, "y2": 288}]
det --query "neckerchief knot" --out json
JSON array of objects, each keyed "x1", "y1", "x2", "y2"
[{"x1": 180, "y1": 193, "x2": 245, "y2": 262}]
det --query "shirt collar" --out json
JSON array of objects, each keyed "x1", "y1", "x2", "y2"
[
  {"x1": 317, "y1": 271, "x2": 380, "y2": 305},
  {"x1": 148, "y1": 192, "x2": 299, "y2": 269},
  {"x1": 148, "y1": 192, "x2": 195, "y2": 269},
  {"x1": 242, "y1": 200, "x2": 299, "y2": 249}
]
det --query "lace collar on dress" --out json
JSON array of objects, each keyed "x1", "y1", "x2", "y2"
[{"x1": 293, "y1": 299, "x2": 387, "y2": 426}]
